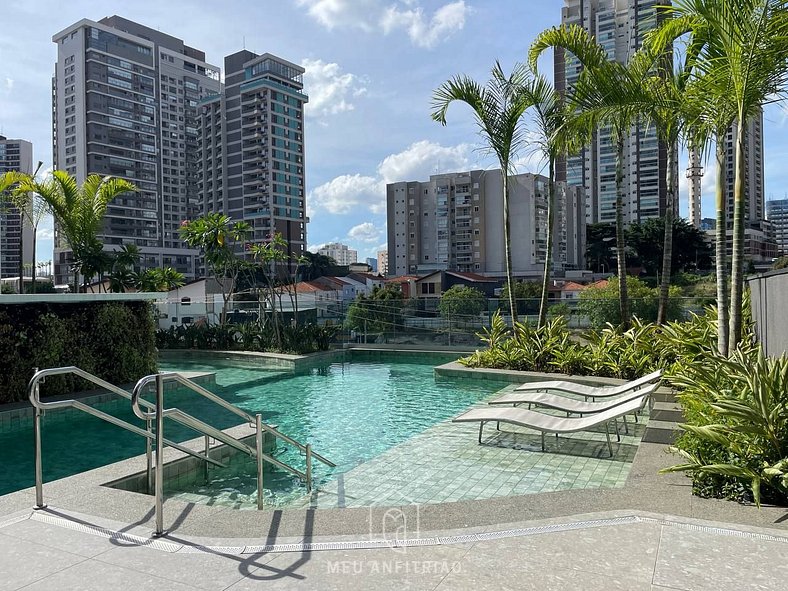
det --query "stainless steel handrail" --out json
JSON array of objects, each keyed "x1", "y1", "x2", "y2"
[
  {"x1": 131, "y1": 371, "x2": 335, "y2": 535},
  {"x1": 27, "y1": 367, "x2": 226, "y2": 512},
  {"x1": 134, "y1": 372, "x2": 335, "y2": 469}
]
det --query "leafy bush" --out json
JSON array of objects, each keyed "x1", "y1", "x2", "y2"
[
  {"x1": 345, "y1": 285, "x2": 404, "y2": 332},
  {"x1": 663, "y1": 348, "x2": 788, "y2": 506},
  {"x1": 461, "y1": 312, "x2": 675, "y2": 380},
  {"x1": 578, "y1": 276, "x2": 684, "y2": 327},
  {"x1": 439, "y1": 285, "x2": 486, "y2": 319},
  {"x1": 156, "y1": 322, "x2": 338, "y2": 355},
  {"x1": 0, "y1": 301, "x2": 157, "y2": 404}
]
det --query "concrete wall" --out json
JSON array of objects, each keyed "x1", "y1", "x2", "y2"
[{"x1": 748, "y1": 270, "x2": 788, "y2": 357}]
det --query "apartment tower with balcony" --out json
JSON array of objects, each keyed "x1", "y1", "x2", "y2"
[
  {"x1": 387, "y1": 170, "x2": 585, "y2": 277},
  {"x1": 556, "y1": 0, "x2": 675, "y2": 225},
  {"x1": 198, "y1": 51, "x2": 307, "y2": 264},
  {"x1": 52, "y1": 16, "x2": 221, "y2": 285}
]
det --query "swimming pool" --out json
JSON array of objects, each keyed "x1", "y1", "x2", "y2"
[
  {"x1": 158, "y1": 353, "x2": 498, "y2": 506},
  {"x1": 0, "y1": 353, "x2": 496, "y2": 502}
]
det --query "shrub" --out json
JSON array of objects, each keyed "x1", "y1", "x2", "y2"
[
  {"x1": 0, "y1": 301, "x2": 157, "y2": 404},
  {"x1": 663, "y1": 348, "x2": 788, "y2": 506},
  {"x1": 578, "y1": 276, "x2": 683, "y2": 327},
  {"x1": 439, "y1": 285, "x2": 486, "y2": 319},
  {"x1": 156, "y1": 321, "x2": 338, "y2": 355}
]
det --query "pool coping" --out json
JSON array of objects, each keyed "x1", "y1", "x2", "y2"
[{"x1": 1, "y1": 366, "x2": 786, "y2": 541}]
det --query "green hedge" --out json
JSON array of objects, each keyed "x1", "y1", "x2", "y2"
[{"x1": 0, "y1": 301, "x2": 157, "y2": 404}]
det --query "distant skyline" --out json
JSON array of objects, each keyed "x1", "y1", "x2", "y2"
[{"x1": 1, "y1": 0, "x2": 787, "y2": 264}]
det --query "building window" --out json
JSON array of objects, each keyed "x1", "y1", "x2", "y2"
[{"x1": 421, "y1": 283, "x2": 436, "y2": 295}]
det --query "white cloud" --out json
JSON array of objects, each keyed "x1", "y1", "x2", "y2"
[
  {"x1": 309, "y1": 173, "x2": 382, "y2": 215},
  {"x1": 301, "y1": 58, "x2": 367, "y2": 118},
  {"x1": 347, "y1": 221, "x2": 383, "y2": 243},
  {"x1": 308, "y1": 139, "x2": 474, "y2": 215},
  {"x1": 381, "y1": 1, "x2": 469, "y2": 49},
  {"x1": 296, "y1": 0, "x2": 469, "y2": 48},
  {"x1": 378, "y1": 139, "x2": 473, "y2": 183},
  {"x1": 37, "y1": 227, "x2": 54, "y2": 241},
  {"x1": 3, "y1": 78, "x2": 13, "y2": 92}
]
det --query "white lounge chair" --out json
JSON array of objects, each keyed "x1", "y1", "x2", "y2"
[
  {"x1": 513, "y1": 369, "x2": 662, "y2": 401},
  {"x1": 489, "y1": 382, "x2": 659, "y2": 429},
  {"x1": 453, "y1": 393, "x2": 651, "y2": 456}
]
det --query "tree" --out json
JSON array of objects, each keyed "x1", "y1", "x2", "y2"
[
  {"x1": 345, "y1": 284, "x2": 405, "y2": 333},
  {"x1": 626, "y1": 218, "x2": 713, "y2": 275},
  {"x1": 438, "y1": 285, "x2": 486, "y2": 319},
  {"x1": 655, "y1": 0, "x2": 788, "y2": 351},
  {"x1": 180, "y1": 213, "x2": 251, "y2": 324},
  {"x1": 586, "y1": 223, "x2": 617, "y2": 273},
  {"x1": 13, "y1": 171, "x2": 136, "y2": 292},
  {"x1": 520, "y1": 72, "x2": 586, "y2": 327},
  {"x1": 578, "y1": 276, "x2": 683, "y2": 328},
  {"x1": 499, "y1": 280, "x2": 542, "y2": 316},
  {"x1": 531, "y1": 25, "x2": 644, "y2": 329},
  {"x1": 135, "y1": 267, "x2": 185, "y2": 292},
  {"x1": 773, "y1": 256, "x2": 788, "y2": 270},
  {"x1": 432, "y1": 61, "x2": 534, "y2": 323},
  {"x1": 299, "y1": 251, "x2": 336, "y2": 281},
  {"x1": 6, "y1": 162, "x2": 45, "y2": 293}
]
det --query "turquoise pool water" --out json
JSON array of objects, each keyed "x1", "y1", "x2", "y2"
[
  {"x1": 159, "y1": 355, "x2": 497, "y2": 505},
  {"x1": 0, "y1": 353, "x2": 497, "y2": 503}
]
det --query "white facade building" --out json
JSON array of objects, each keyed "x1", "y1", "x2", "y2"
[{"x1": 318, "y1": 242, "x2": 357, "y2": 266}]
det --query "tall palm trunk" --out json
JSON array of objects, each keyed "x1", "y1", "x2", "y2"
[
  {"x1": 614, "y1": 132, "x2": 630, "y2": 329},
  {"x1": 17, "y1": 217, "x2": 25, "y2": 293},
  {"x1": 728, "y1": 117, "x2": 747, "y2": 352},
  {"x1": 502, "y1": 167, "x2": 518, "y2": 323},
  {"x1": 538, "y1": 156, "x2": 556, "y2": 327},
  {"x1": 657, "y1": 141, "x2": 677, "y2": 324},
  {"x1": 715, "y1": 140, "x2": 730, "y2": 356},
  {"x1": 30, "y1": 229, "x2": 37, "y2": 294}
]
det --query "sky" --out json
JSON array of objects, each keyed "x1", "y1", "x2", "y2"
[{"x1": 1, "y1": 0, "x2": 788, "y2": 264}]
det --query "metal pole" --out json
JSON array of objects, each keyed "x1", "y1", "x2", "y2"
[
  {"x1": 154, "y1": 373, "x2": 165, "y2": 536},
  {"x1": 203, "y1": 435, "x2": 210, "y2": 484},
  {"x1": 305, "y1": 443, "x2": 313, "y2": 493},
  {"x1": 33, "y1": 379, "x2": 45, "y2": 509},
  {"x1": 146, "y1": 418, "x2": 153, "y2": 495},
  {"x1": 255, "y1": 414, "x2": 264, "y2": 510}
]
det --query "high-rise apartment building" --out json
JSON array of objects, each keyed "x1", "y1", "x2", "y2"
[
  {"x1": 556, "y1": 0, "x2": 674, "y2": 225},
  {"x1": 689, "y1": 115, "x2": 765, "y2": 226},
  {"x1": 387, "y1": 170, "x2": 585, "y2": 277},
  {"x1": 199, "y1": 51, "x2": 307, "y2": 264},
  {"x1": 0, "y1": 136, "x2": 34, "y2": 279},
  {"x1": 52, "y1": 16, "x2": 221, "y2": 285},
  {"x1": 318, "y1": 242, "x2": 357, "y2": 266},
  {"x1": 766, "y1": 199, "x2": 788, "y2": 257}
]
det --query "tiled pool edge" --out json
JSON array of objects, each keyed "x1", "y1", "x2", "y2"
[{"x1": 434, "y1": 361, "x2": 642, "y2": 387}]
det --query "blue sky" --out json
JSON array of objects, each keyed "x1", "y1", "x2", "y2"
[{"x1": 1, "y1": 0, "x2": 787, "y2": 263}]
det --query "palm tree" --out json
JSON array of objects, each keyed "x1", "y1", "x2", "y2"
[
  {"x1": 652, "y1": 0, "x2": 788, "y2": 351},
  {"x1": 1, "y1": 170, "x2": 36, "y2": 292},
  {"x1": 431, "y1": 62, "x2": 534, "y2": 323},
  {"x1": 180, "y1": 213, "x2": 252, "y2": 324},
  {"x1": 520, "y1": 73, "x2": 586, "y2": 327},
  {"x1": 530, "y1": 25, "x2": 644, "y2": 329},
  {"x1": 15, "y1": 171, "x2": 136, "y2": 292},
  {"x1": 135, "y1": 267, "x2": 185, "y2": 292},
  {"x1": 107, "y1": 244, "x2": 142, "y2": 293}
]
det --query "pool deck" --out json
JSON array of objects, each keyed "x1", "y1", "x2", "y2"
[{"x1": 1, "y1": 367, "x2": 787, "y2": 588}]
